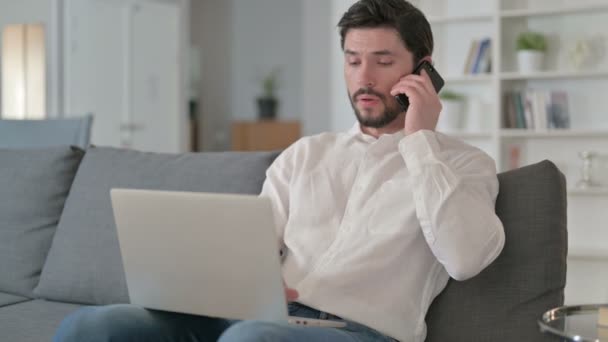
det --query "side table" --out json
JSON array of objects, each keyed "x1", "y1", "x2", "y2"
[{"x1": 539, "y1": 304, "x2": 608, "y2": 341}]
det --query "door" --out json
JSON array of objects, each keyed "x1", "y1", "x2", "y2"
[
  {"x1": 129, "y1": 1, "x2": 183, "y2": 152},
  {"x1": 63, "y1": 0, "x2": 186, "y2": 152}
]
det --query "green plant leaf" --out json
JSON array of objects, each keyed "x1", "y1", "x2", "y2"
[
  {"x1": 439, "y1": 89, "x2": 465, "y2": 101},
  {"x1": 516, "y1": 31, "x2": 547, "y2": 51}
]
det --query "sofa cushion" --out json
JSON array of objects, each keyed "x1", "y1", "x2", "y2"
[
  {"x1": 0, "y1": 292, "x2": 29, "y2": 308},
  {"x1": 0, "y1": 299, "x2": 82, "y2": 342},
  {"x1": 0, "y1": 147, "x2": 84, "y2": 298},
  {"x1": 425, "y1": 160, "x2": 567, "y2": 342},
  {"x1": 35, "y1": 147, "x2": 280, "y2": 305}
]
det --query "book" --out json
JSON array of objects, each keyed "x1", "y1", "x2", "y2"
[
  {"x1": 463, "y1": 40, "x2": 480, "y2": 74},
  {"x1": 477, "y1": 39, "x2": 492, "y2": 73},
  {"x1": 548, "y1": 91, "x2": 570, "y2": 129},
  {"x1": 514, "y1": 92, "x2": 526, "y2": 129},
  {"x1": 471, "y1": 38, "x2": 491, "y2": 74},
  {"x1": 505, "y1": 90, "x2": 571, "y2": 130},
  {"x1": 532, "y1": 90, "x2": 547, "y2": 131},
  {"x1": 503, "y1": 92, "x2": 517, "y2": 128},
  {"x1": 523, "y1": 91, "x2": 535, "y2": 129}
]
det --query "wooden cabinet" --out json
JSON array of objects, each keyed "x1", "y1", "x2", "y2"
[{"x1": 231, "y1": 120, "x2": 301, "y2": 151}]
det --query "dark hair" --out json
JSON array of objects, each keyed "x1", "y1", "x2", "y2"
[{"x1": 337, "y1": 0, "x2": 433, "y2": 64}]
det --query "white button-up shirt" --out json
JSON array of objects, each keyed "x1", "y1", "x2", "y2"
[{"x1": 260, "y1": 124, "x2": 505, "y2": 342}]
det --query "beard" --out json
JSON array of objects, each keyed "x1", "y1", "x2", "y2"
[{"x1": 349, "y1": 87, "x2": 402, "y2": 129}]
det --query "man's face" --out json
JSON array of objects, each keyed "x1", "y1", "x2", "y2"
[{"x1": 343, "y1": 27, "x2": 415, "y2": 129}]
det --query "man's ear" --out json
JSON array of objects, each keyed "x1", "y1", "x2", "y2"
[
  {"x1": 412, "y1": 55, "x2": 433, "y2": 71},
  {"x1": 420, "y1": 55, "x2": 433, "y2": 65}
]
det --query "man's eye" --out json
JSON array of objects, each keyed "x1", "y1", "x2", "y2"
[
  {"x1": 348, "y1": 61, "x2": 361, "y2": 66},
  {"x1": 379, "y1": 61, "x2": 394, "y2": 66}
]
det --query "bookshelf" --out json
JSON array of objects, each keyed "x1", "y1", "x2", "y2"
[
  {"x1": 568, "y1": 187, "x2": 608, "y2": 196},
  {"x1": 568, "y1": 248, "x2": 608, "y2": 261},
  {"x1": 500, "y1": 3, "x2": 608, "y2": 18},
  {"x1": 500, "y1": 129, "x2": 608, "y2": 138},
  {"x1": 419, "y1": 0, "x2": 608, "y2": 171},
  {"x1": 500, "y1": 70, "x2": 608, "y2": 80},
  {"x1": 418, "y1": 0, "x2": 608, "y2": 305},
  {"x1": 427, "y1": 13, "x2": 493, "y2": 24},
  {"x1": 444, "y1": 74, "x2": 494, "y2": 83}
]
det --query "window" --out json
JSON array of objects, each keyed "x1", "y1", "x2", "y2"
[{"x1": 1, "y1": 24, "x2": 46, "y2": 119}]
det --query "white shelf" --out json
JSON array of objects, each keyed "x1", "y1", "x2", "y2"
[
  {"x1": 500, "y1": 70, "x2": 608, "y2": 81},
  {"x1": 428, "y1": 13, "x2": 493, "y2": 24},
  {"x1": 500, "y1": 129, "x2": 608, "y2": 138},
  {"x1": 426, "y1": 0, "x2": 608, "y2": 171},
  {"x1": 444, "y1": 132, "x2": 493, "y2": 139},
  {"x1": 568, "y1": 248, "x2": 608, "y2": 260},
  {"x1": 500, "y1": 3, "x2": 608, "y2": 18},
  {"x1": 568, "y1": 187, "x2": 608, "y2": 196},
  {"x1": 444, "y1": 74, "x2": 493, "y2": 83}
]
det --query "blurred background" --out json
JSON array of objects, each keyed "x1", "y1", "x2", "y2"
[
  {"x1": 1, "y1": 0, "x2": 608, "y2": 305},
  {"x1": 0, "y1": 0, "x2": 342, "y2": 153}
]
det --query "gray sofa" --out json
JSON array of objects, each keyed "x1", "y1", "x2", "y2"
[{"x1": 0, "y1": 145, "x2": 567, "y2": 341}]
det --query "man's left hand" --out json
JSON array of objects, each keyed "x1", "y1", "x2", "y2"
[{"x1": 390, "y1": 69, "x2": 442, "y2": 135}]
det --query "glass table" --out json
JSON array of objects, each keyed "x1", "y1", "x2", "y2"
[{"x1": 539, "y1": 304, "x2": 608, "y2": 341}]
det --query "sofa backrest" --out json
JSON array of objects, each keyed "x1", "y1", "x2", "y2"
[
  {"x1": 24, "y1": 147, "x2": 567, "y2": 342},
  {"x1": 34, "y1": 147, "x2": 280, "y2": 305},
  {"x1": 0, "y1": 115, "x2": 93, "y2": 149},
  {"x1": 0, "y1": 147, "x2": 84, "y2": 298},
  {"x1": 425, "y1": 160, "x2": 568, "y2": 342}
]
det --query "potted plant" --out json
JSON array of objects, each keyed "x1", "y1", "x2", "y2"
[
  {"x1": 257, "y1": 68, "x2": 280, "y2": 120},
  {"x1": 437, "y1": 90, "x2": 466, "y2": 132},
  {"x1": 516, "y1": 31, "x2": 547, "y2": 73}
]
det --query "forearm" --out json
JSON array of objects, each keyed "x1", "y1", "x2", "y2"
[{"x1": 400, "y1": 130, "x2": 505, "y2": 280}]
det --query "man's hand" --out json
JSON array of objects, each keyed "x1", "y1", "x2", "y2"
[
  {"x1": 390, "y1": 69, "x2": 442, "y2": 135},
  {"x1": 284, "y1": 279, "x2": 299, "y2": 302}
]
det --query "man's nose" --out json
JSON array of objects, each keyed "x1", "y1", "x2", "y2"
[{"x1": 358, "y1": 63, "x2": 376, "y2": 88}]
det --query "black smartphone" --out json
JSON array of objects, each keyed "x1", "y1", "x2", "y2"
[{"x1": 395, "y1": 60, "x2": 445, "y2": 112}]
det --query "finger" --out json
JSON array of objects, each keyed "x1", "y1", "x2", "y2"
[
  {"x1": 406, "y1": 72, "x2": 435, "y2": 95},
  {"x1": 390, "y1": 74, "x2": 428, "y2": 94},
  {"x1": 391, "y1": 76, "x2": 429, "y2": 95},
  {"x1": 285, "y1": 287, "x2": 299, "y2": 301},
  {"x1": 391, "y1": 85, "x2": 423, "y2": 105},
  {"x1": 391, "y1": 80, "x2": 426, "y2": 98},
  {"x1": 391, "y1": 78, "x2": 418, "y2": 96}
]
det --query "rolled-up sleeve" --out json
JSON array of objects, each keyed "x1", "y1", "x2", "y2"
[{"x1": 399, "y1": 130, "x2": 505, "y2": 281}]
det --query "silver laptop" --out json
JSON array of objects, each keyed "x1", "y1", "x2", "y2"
[{"x1": 110, "y1": 188, "x2": 345, "y2": 328}]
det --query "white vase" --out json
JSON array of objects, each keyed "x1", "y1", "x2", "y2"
[
  {"x1": 437, "y1": 100, "x2": 464, "y2": 132},
  {"x1": 517, "y1": 50, "x2": 544, "y2": 73}
]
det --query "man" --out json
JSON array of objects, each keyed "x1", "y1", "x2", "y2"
[{"x1": 54, "y1": 0, "x2": 504, "y2": 341}]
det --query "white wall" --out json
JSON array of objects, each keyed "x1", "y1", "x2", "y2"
[
  {"x1": 192, "y1": 0, "x2": 306, "y2": 150},
  {"x1": 300, "y1": 0, "x2": 332, "y2": 135},
  {"x1": 222, "y1": 0, "x2": 357, "y2": 138},
  {"x1": 231, "y1": 0, "x2": 302, "y2": 123},
  {"x1": 330, "y1": 0, "x2": 356, "y2": 132},
  {"x1": 190, "y1": 0, "x2": 233, "y2": 150}
]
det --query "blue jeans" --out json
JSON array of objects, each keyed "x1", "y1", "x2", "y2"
[{"x1": 53, "y1": 302, "x2": 396, "y2": 342}]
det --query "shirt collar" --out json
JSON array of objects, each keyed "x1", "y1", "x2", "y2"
[{"x1": 347, "y1": 122, "x2": 405, "y2": 143}]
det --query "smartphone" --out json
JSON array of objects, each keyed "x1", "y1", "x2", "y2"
[{"x1": 395, "y1": 60, "x2": 445, "y2": 112}]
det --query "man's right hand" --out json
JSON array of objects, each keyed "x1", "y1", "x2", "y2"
[{"x1": 284, "y1": 280, "x2": 299, "y2": 302}]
